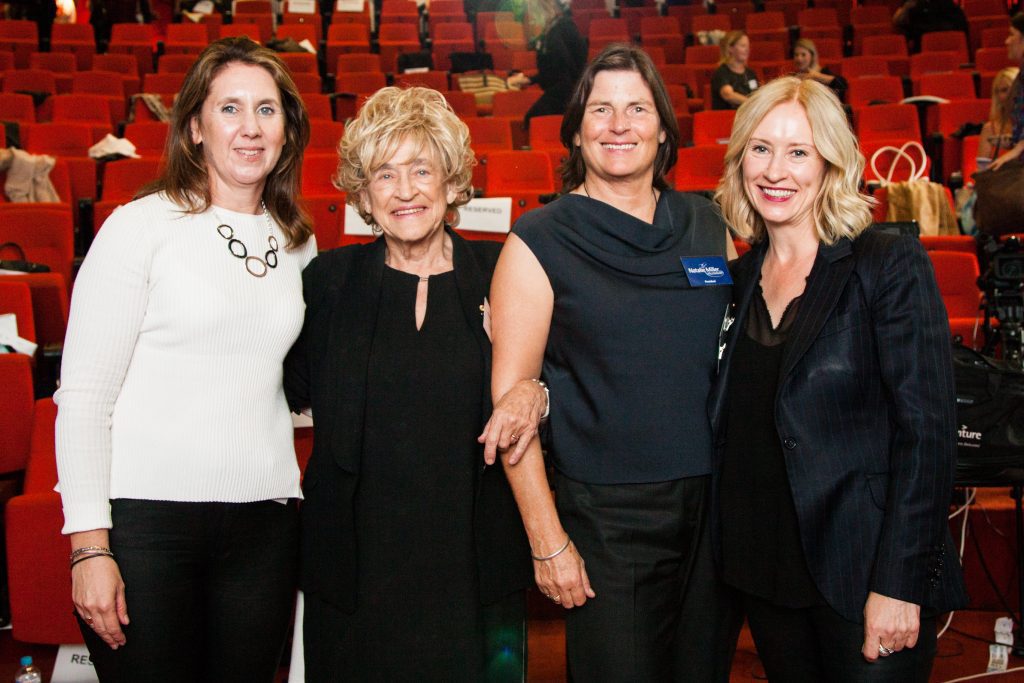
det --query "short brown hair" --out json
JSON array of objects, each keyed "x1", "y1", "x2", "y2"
[
  {"x1": 335, "y1": 87, "x2": 475, "y2": 228},
  {"x1": 558, "y1": 43, "x2": 678, "y2": 193},
  {"x1": 142, "y1": 37, "x2": 313, "y2": 248}
]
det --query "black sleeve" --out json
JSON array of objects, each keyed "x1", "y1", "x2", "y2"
[
  {"x1": 283, "y1": 256, "x2": 327, "y2": 414},
  {"x1": 823, "y1": 68, "x2": 848, "y2": 102},
  {"x1": 710, "y1": 65, "x2": 728, "y2": 96},
  {"x1": 865, "y1": 235, "x2": 957, "y2": 605}
]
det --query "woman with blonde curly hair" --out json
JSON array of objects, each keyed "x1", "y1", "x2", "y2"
[
  {"x1": 709, "y1": 76, "x2": 967, "y2": 681},
  {"x1": 284, "y1": 86, "x2": 545, "y2": 680}
]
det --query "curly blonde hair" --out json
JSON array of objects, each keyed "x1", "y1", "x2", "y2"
[
  {"x1": 714, "y1": 76, "x2": 874, "y2": 244},
  {"x1": 335, "y1": 87, "x2": 475, "y2": 228}
]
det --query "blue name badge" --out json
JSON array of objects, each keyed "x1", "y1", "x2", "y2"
[{"x1": 681, "y1": 256, "x2": 733, "y2": 287}]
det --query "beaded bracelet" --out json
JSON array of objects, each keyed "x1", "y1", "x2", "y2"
[{"x1": 531, "y1": 536, "x2": 571, "y2": 562}]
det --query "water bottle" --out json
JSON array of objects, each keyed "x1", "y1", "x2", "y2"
[{"x1": 14, "y1": 656, "x2": 41, "y2": 683}]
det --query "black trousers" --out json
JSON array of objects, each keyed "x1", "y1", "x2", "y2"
[
  {"x1": 556, "y1": 473, "x2": 741, "y2": 683},
  {"x1": 80, "y1": 499, "x2": 299, "y2": 683},
  {"x1": 743, "y1": 592, "x2": 938, "y2": 683}
]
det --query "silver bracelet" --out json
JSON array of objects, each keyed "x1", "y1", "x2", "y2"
[
  {"x1": 531, "y1": 378, "x2": 550, "y2": 420},
  {"x1": 532, "y1": 536, "x2": 570, "y2": 561},
  {"x1": 70, "y1": 545, "x2": 111, "y2": 562}
]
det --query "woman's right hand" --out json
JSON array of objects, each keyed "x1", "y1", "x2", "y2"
[
  {"x1": 534, "y1": 541, "x2": 596, "y2": 609},
  {"x1": 507, "y1": 73, "x2": 531, "y2": 89},
  {"x1": 72, "y1": 556, "x2": 129, "y2": 649}
]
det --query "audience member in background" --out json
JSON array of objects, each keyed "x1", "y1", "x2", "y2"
[
  {"x1": 7, "y1": 0, "x2": 56, "y2": 49},
  {"x1": 285, "y1": 86, "x2": 544, "y2": 681},
  {"x1": 893, "y1": 0, "x2": 968, "y2": 53},
  {"x1": 489, "y1": 44, "x2": 739, "y2": 682},
  {"x1": 507, "y1": 0, "x2": 587, "y2": 126},
  {"x1": 712, "y1": 30, "x2": 758, "y2": 110},
  {"x1": 711, "y1": 76, "x2": 968, "y2": 681},
  {"x1": 978, "y1": 67, "x2": 1020, "y2": 164},
  {"x1": 792, "y1": 38, "x2": 848, "y2": 102},
  {"x1": 989, "y1": 13, "x2": 1024, "y2": 171},
  {"x1": 55, "y1": 38, "x2": 314, "y2": 682}
]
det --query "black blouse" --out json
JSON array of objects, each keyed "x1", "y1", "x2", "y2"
[
  {"x1": 514, "y1": 191, "x2": 732, "y2": 484},
  {"x1": 719, "y1": 284, "x2": 825, "y2": 608}
]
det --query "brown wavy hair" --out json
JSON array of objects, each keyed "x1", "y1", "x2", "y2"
[
  {"x1": 140, "y1": 37, "x2": 312, "y2": 248},
  {"x1": 558, "y1": 43, "x2": 679, "y2": 193}
]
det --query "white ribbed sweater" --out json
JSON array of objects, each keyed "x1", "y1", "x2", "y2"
[{"x1": 55, "y1": 193, "x2": 317, "y2": 534}]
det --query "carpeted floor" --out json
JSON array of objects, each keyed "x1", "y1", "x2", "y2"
[{"x1": 2, "y1": 608, "x2": 1022, "y2": 681}]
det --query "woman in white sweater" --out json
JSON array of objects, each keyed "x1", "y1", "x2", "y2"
[{"x1": 54, "y1": 38, "x2": 315, "y2": 682}]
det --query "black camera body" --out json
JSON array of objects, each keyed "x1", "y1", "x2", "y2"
[{"x1": 981, "y1": 237, "x2": 1024, "y2": 367}]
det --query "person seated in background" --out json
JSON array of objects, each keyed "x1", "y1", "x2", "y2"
[
  {"x1": 988, "y1": 13, "x2": 1024, "y2": 172},
  {"x1": 978, "y1": 67, "x2": 1020, "y2": 166},
  {"x1": 792, "y1": 38, "x2": 848, "y2": 102},
  {"x1": 892, "y1": 0, "x2": 968, "y2": 53},
  {"x1": 712, "y1": 31, "x2": 758, "y2": 110}
]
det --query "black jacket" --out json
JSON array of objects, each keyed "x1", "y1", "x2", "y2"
[
  {"x1": 284, "y1": 229, "x2": 532, "y2": 613},
  {"x1": 708, "y1": 230, "x2": 968, "y2": 622}
]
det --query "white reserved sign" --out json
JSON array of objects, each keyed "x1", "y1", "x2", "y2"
[
  {"x1": 52, "y1": 644, "x2": 99, "y2": 683},
  {"x1": 343, "y1": 205, "x2": 375, "y2": 236},
  {"x1": 287, "y1": 0, "x2": 316, "y2": 12},
  {"x1": 334, "y1": 0, "x2": 364, "y2": 12},
  {"x1": 344, "y1": 197, "x2": 514, "y2": 236},
  {"x1": 456, "y1": 197, "x2": 513, "y2": 234}
]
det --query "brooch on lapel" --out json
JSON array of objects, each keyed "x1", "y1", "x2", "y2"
[
  {"x1": 717, "y1": 304, "x2": 736, "y2": 370},
  {"x1": 481, "y1": 297, "x2": 492, "y2": 341}
]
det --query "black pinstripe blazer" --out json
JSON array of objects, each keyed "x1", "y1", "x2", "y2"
[{"x1": 708, "y1": 229, "x2": 969, "y2": 623}]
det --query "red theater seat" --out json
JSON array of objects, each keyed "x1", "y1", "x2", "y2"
[
  {"x1": 108, "y1": 23, "x2": 155, "y2": 76},
  {"x1": 0, "y1": 21, "x2": 38, "y2": 69},
  {"x1": 0, "y1": 206, "x2": 75, "y2": 291},
  {"x1": 6, "y1": 398, "x2": 83, "y2": 644},
  {"x1": 673, "y1": 145, "x2": 725, "y2": 192},
  {"x1": 0, "y1": 280, "x2": 36, "y2": 344},
  {"x1": 51, "y1": 23, "x2": 96, "y2": 70}
]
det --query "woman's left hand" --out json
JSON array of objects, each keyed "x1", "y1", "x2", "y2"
[
  {"x1": 861, "y1": 591, "x2": 921, "y2": 661},
  {"x1": 480, "y1": 379, "x2": 547, "y2": 465}
]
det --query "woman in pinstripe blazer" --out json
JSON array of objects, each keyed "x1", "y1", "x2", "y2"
[{"x1": 709, "y1": 77, "x2": 967, "y2": 681}]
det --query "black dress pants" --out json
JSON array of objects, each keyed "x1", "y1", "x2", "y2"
[
  {"x1": 743, "y1": 592, "x2": 938, "y2": 683},
  {"x1": 555, "y1": 473, "x2": 741, "y2": 683},
  {"x1": 79, "y1": 499, "x2": 299, "y2": 683}
]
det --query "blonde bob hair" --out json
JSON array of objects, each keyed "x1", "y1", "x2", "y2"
[
  {"x1": 793, "y1": 38, "x2": 820, "y2": 70},
  {"x1": 335, "y1": 87, "x2": 475, "y2": 229},
  {"x1": 715, "y1": 77, "x2": 874, "y2": 245}
]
